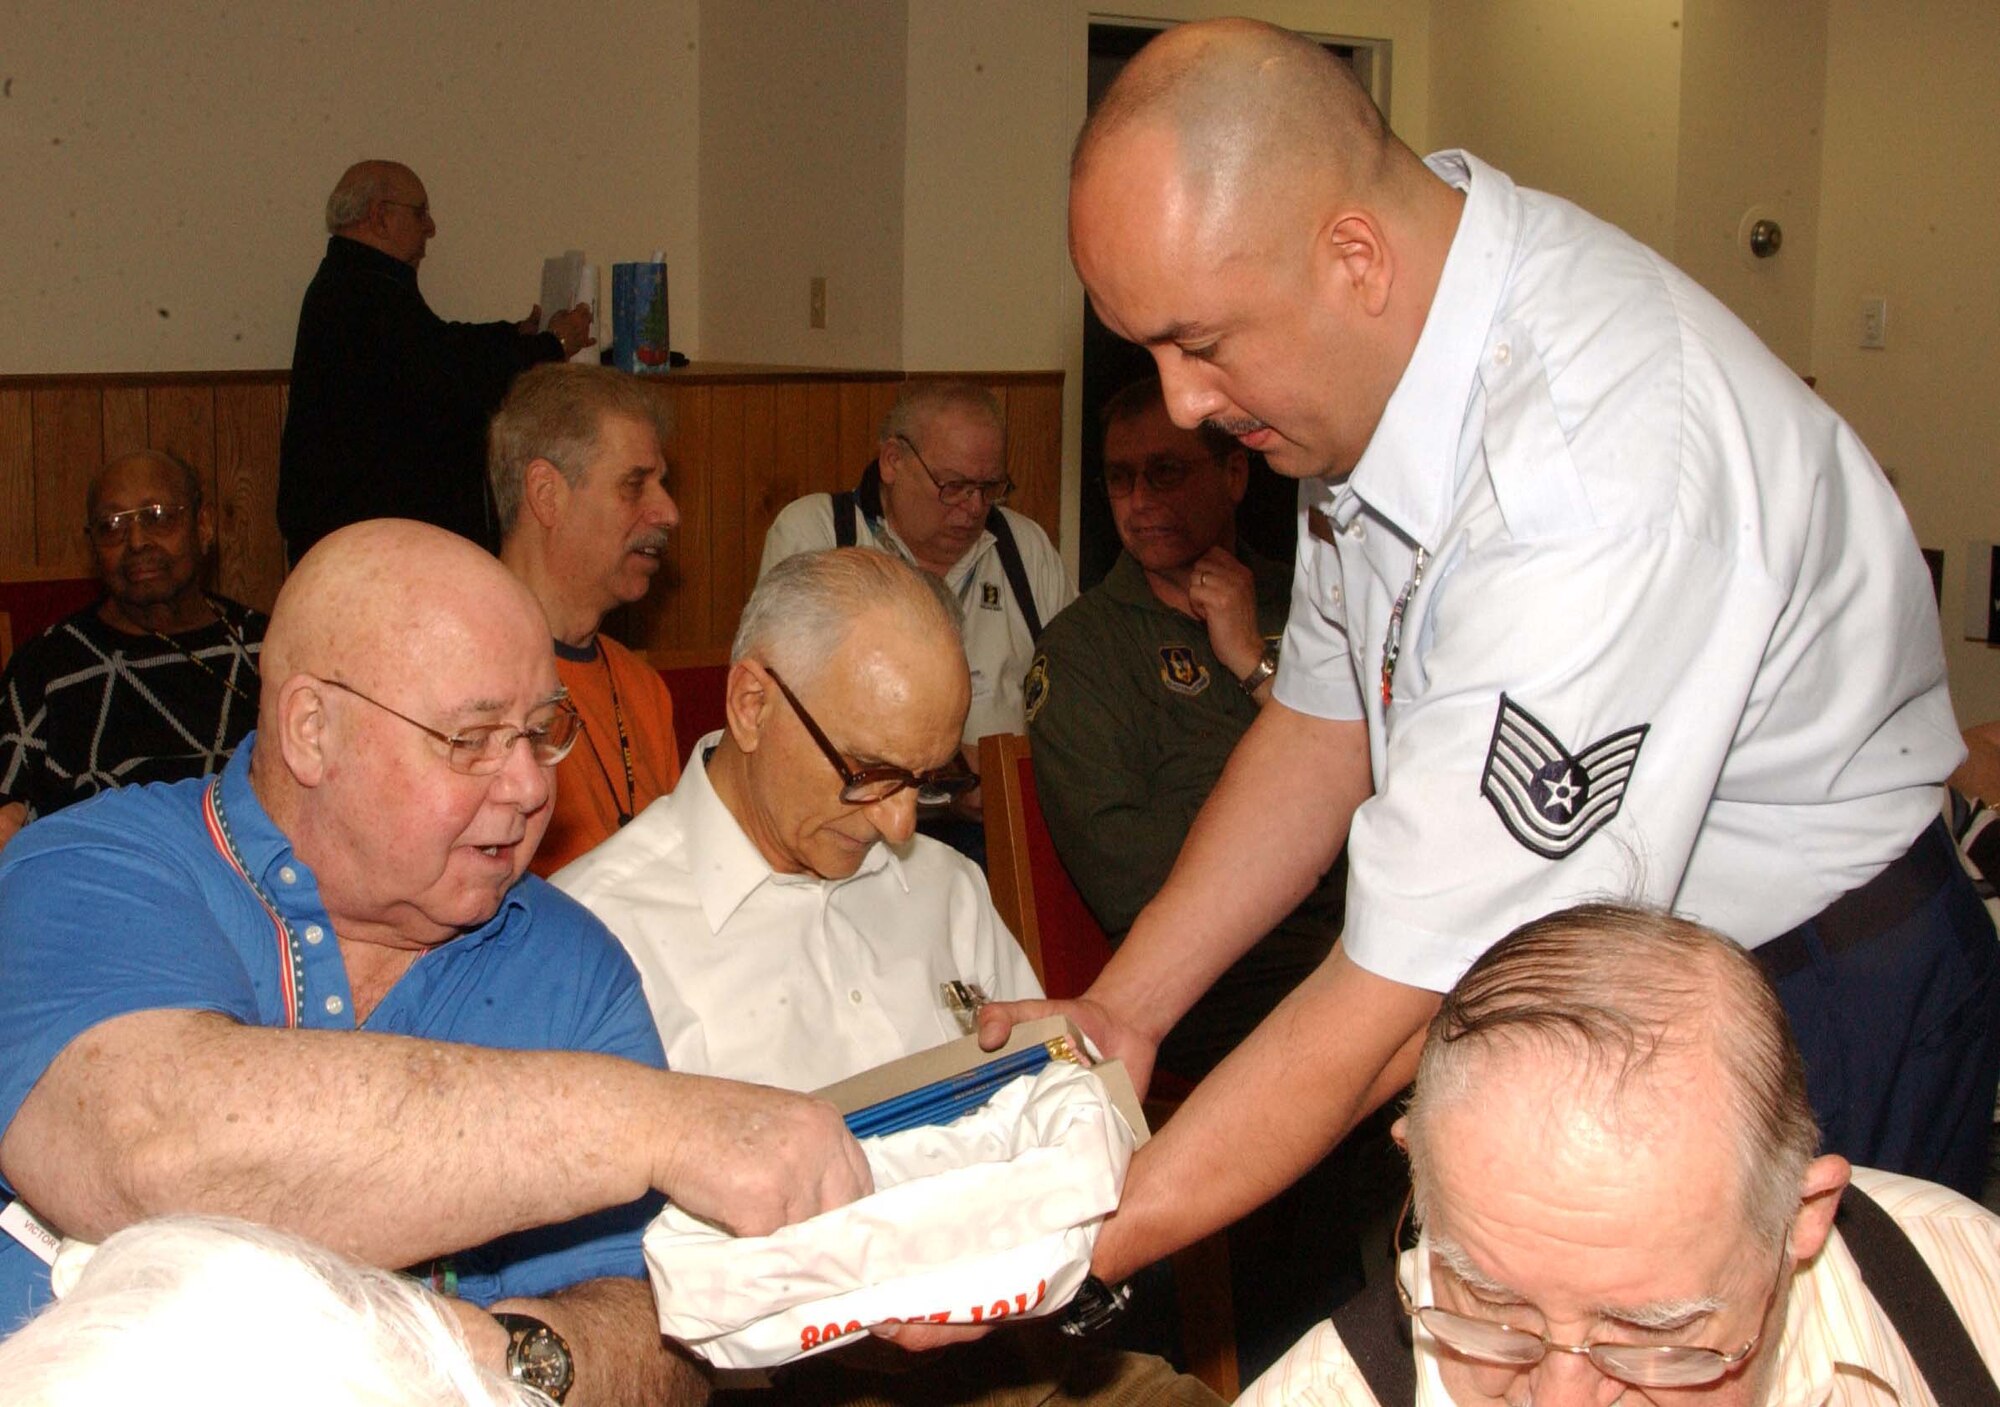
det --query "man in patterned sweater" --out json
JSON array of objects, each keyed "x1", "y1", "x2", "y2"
[{"x1": 0, "y1": 450, "x2": 264, "y2": 853}]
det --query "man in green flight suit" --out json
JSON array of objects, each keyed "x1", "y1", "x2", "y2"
[{"x1": 1028, "y1": 377, "x2": 1375, "y2": 1375}]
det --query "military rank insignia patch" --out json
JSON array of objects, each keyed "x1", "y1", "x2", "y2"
[
  {"x1": 1023, "y1": 654, "x2": 1051, "y2": 723},
  {"x1": 981, "y1": 582, "x2": 1003, "y2": 610},
  {"x1": 1480, "y1": 694, "x2": 1648, "y2": 860},
  {"x1": 1158, "y1": 645, "x2": 1210, "y2": 697}
]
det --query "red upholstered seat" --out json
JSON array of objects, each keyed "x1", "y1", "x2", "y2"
[
  {"x1": 657, "y1": 662, "x2": 730, "y2": 765},
  {"x1": 0, "y1": 575, "x2": 101, "y2": 652}
]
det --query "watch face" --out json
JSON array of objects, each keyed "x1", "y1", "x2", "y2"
[{"x1": 511, "y1": 1326, "x2": 574, "y2": 1400}]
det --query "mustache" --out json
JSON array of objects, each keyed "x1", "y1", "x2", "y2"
[
  {"x1": 1204, "y1": 415, "x2": 1269, "y2": 437},
  {"x1": 628, "y1": 528, "x2": 672, "y2": 554}
]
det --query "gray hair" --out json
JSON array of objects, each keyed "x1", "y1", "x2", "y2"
[
  {"x1": 488, "y1": 362, "x2": 673, "y2": 533},
  {"x1": 734, "y1": 548, "x2": 962, "y2": 688},
  {"x1": 325, "y1": 164, "x2": 398, "y2": 233},
  {"x1": 1404, "y1": 903, "x2": 1819, "y2": 1252},
  {"x1": 880, "y1": 380, "x2": 1004, "y2": 450},
  {"x1": 0, "y1": 1215, "x2": 539, "y2": 1407}
]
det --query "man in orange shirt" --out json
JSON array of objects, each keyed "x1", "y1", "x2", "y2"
[{"x1": 493, "y1": 364, "x2": 682, "y2": 874}]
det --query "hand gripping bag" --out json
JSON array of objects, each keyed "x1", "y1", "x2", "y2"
[{"x1": 643, "y1": 1060, "x2": 1136, "y2": 1369}]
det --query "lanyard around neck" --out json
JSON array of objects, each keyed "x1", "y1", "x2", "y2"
[{"x1": 201, "y1": 778, "x2": 303, "y2": 1028}]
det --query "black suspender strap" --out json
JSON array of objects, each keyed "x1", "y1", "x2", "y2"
[
  {"x1": 1834, "y1": 1183, "x2": 2000, "y2": 1402},
  {"x1": 834, "y1": 460, "x2": 1044, "y2": 641},
  {"x1": 1330, "y1": 1243, "x2": 1417, "y2": 1404},
  {"x1": 984, "y1": 507, "x2": 1044, "y2": 642}
]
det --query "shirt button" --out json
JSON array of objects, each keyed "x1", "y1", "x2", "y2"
[
  {"x1": 1493, "y1": 342, "x2": 1512, "y2": 365},
  {"x1": 849, "y1": 989, "x2": 864, "y2": 1005},
  {"x1": 1346, "y1": 519, "x2": 1367, "y2": 542},
  {"x1": 323, "y1": 994, "x2": 345, "y2": 1016},
  {"x1": 278, "y1": 866, "x2": 298, "y2": 886},
  {"x1": 303, "y1": 925, "x2": 324, "y2": 946},
  {"x1": 1329, "y1": 584, "x2": 1343, "y2": 608}
]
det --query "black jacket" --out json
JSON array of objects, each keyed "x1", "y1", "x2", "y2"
[{"x1": 278, "y1": 237, "x2": 562, "y2": 559}]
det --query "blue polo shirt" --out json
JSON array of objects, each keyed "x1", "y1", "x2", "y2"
[{"x1": 0, "y1": 736, "x2": 666, "y2": 1332}]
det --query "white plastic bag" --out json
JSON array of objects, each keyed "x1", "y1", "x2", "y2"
[{"x1": 644, "y1": 1060, "x2": 1135, "y2": 1369}]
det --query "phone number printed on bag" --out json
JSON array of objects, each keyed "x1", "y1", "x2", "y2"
[{"x1": 798, "y1": 1279, "x2": 1049, "y2": 1352}]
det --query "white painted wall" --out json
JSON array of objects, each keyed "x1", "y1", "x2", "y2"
[
  {"x1": 0, "y1": 2, "x2": 700, "y2": 373},
  {"x1": 1809, "y1": 0, "x2": 2000, "y2": 724},
  {"x1": 696, "y1": 0, "x2": 907, "y2": 367}
]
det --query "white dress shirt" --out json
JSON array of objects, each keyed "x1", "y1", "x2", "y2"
[
  {"x1": 1274, "y1": 150, "x2": 1962, "y2": 992},
  {"x1": 759, "y1": 495, "x2": 1076, "y2": 748},
  {"x1": 552, "y1": 733, "x2": 1042, "y2": 1090},
  {"x1": 1239, "y1": 1167, "x2": 2000, "y2": 1407}
]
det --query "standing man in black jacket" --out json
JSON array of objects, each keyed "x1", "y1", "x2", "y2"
[{"x1": 278, "y1": 160, "x2": 593, "y2": 561}]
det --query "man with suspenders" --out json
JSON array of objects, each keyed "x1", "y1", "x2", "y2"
[
  {"x1": 1242, "y1": 905, "x2": 2000, "y2": 1407},
  {"x1": 759, "y1": 381, "x2": 1074, "y2": 860}
]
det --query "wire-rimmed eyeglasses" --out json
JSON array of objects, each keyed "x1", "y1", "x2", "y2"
[
  {"x1": 88, "y1": 502, "x2": 193, "y2": 545},
  {"x1": 320, "y1": 678, "x2": 581, "y2": 775},
  {"x1": 894, "y1": 434, "x2": 1013, "y2": 508},
  {"x1": 763, "y1": 666, "x2": 978, "y2": 806},
  {"x1": 1393, "y1": 1191, "x2": 1785, "y2": 1390}
]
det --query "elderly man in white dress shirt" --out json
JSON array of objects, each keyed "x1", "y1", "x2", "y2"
[
  {"x1": 554, "y1": 547, "x2": 1040, "y2": 1090},
  {"x1": 557, "y1": 548, "x2": 1219, "y2": 1407},
  {"x1": 1241, "y1": 903, "x2": 2000, "y2": 1407}
]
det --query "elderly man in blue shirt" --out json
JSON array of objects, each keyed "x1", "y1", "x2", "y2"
[{"x1": 0, "y1": 520, "x2": 869, "y2": 1406}]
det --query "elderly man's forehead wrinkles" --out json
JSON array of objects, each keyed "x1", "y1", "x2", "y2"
[{"x1": 1427, "y1": 1231, "x2": 1729, "y2": 1329}]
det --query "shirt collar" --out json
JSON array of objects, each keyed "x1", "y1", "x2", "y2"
[
  {"x1": 872, "y1": 512, "x2": 995, "y2": 588},
  {"x1": 680, "y1": 732, "x2": 903, "y2": 934},
  {"x1": 1345, "y1": 149, "x2": 1520, "y2": 553},
  {"x1": 1759, "y1": 1225, "x2": 1925, "y2": 1407},
  {"x1": 214, "y1": 733, "x2": 529, "y2": 942},
  {"x1": 325, "y1": 234, "x2": 419, "y2": 288}
]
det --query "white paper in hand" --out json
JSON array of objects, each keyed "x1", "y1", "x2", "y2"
[{"x1": 644, "y1": 1060, "x2": 1135, "y2": 1369}]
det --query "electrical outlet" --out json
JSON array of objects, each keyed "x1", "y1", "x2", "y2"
[
  {"x1": 809, "y1": 277, "x2": 827, "y2": 330},
  {"x1": 1860, "y1": 297, "x2": 1887, "y2": 349}
]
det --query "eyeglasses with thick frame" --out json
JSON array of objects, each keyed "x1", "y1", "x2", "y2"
[
  {"x1": 378, "y1": 198, "x2": 432, "y2": 222},
  {"x1": 87, "y1": 501, "x2": 194, "y2": 545},
  {"x1": 1393, "y1": 1191, "x2": 1787, "y2": 1390},
  {"x1": 1101, "y1": 458, "x2": 1206, "y2": 500},
  {"x1": 319, "y1": 677, "x2": 582, "y2": 775},
  {"x1": 893, "y1": 434, "x2": 1014, "y2": 509},
  {"x1": 762, "y1": 665, "x2": 978, "y2": 806}
]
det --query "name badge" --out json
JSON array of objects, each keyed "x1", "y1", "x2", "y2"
[{"x1": 1, "y1": 1199, "x2": 61, "y2": 1266}]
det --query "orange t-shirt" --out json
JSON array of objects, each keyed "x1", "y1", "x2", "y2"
[{"x1": 534, "y1": 635, "x2": 681, "y2": 876}]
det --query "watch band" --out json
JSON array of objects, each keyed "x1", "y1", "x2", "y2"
[
  {"x1": 1057, "y1": 1275, "x2": 1133, "y2": 1338},
  {"x1": 1238, "y1": 640, "x2": 1281, "y2": 694},
  {"x1": 493, "y1": 1311, "x2": 575, "y2": 1403}
]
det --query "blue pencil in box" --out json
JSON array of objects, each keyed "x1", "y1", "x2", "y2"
[
  {"x1": 612, "y1": 261, "x2": 671, "y2": 375},
  {"x1": 815, "y1": 1016, "x2": 1150, "y2": 1145}
]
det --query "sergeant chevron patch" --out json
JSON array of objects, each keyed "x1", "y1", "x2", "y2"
[{"x1": 1479, "y1": 695, "x2": 1649, "y2": 860}]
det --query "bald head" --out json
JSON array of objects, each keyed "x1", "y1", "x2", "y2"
[
  {"x1": 1076, "y1": 20, "x2": 1400, "y2": 226},
  {"x1": 326, "y1": 161, "x2": 417, "y2": 233},
  {"x1": 262, "y1": 520, "x2": 546, "y2": 716},
  {"x1": 1405, "y1": 904, "x2": 1820, "y2": 1249}
]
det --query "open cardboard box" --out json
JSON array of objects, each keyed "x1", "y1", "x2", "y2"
[{"x1": 813, "y1": 1014, "x2": 1151, "y2": 1147}]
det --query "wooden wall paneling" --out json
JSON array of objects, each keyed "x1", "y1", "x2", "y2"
[
  {"x1": 735, "y1": 384, "x2": 777, "y2": 644},
  {"x1": 623, "y1": 383, "x2": 707, "y2": 659},
  {"x1": 767, "y1": 383, "x2": 810, "y2": 543},
  {"x1": 101, "y1": 387, "x2": 149, "y2": 462},
  {"x1": 867, "y1": 382, "x2": 903, "y2": 447},
  {"x1": 31, "y1": 389, "x2": 102, "y2": 573},
  {"x1": 0, "y1": 391, "x2": 36, "y2": 567},
  {"x1": 836, "y1": 381, "x2": 877, "y2": 489},
  {"x1": 214, "y1": 383, "x2": 286, "y2": 611},
  {"x1": 706, "y1": 386, "x2": 748, "y2": 654},
  {"x1": 146, "y1": 385, "x2": 218, "y2": 513},
  {"x1": 1002, "y1": 381, "x2": 1064, "y2": 545},
  {"x1": 805, "y1": 382, "x2": 842, "y2": 496}
]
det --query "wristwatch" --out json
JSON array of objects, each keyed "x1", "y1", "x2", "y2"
[
  {"x1": 1238, "y1": 639, "x2": 1281, "y2": 695},
  {"x1": 493, "y1": 1312, "x2": 575, "y2": 1403},
  {"x1": 1057, "y1": 1275, "x2": 1133, "y2": 1338}
]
